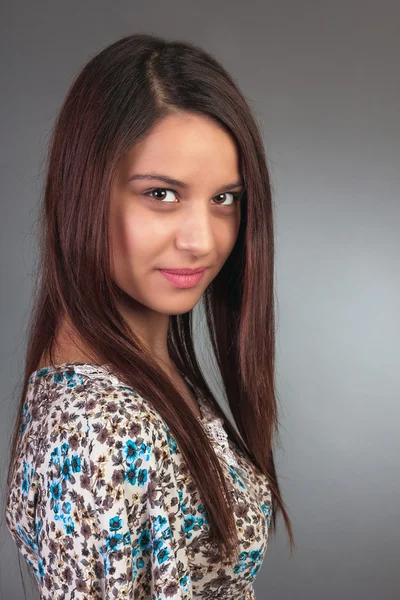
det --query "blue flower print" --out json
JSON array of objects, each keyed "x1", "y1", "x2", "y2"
[
  {"x1": 21, "y1": 461, "x2": 34, "y2": 496},
  {"x1": 49, "y1": 477, "x2": 62, "y2": 502},
  {"x1": 17, "y1": 524, "x2": 38, "y2": 553},
  {"x1": 195, "y1": 503, "x2": 209, "y2": 525},
  {"x1": 36, "y1": 368, "x2": 49, "y2": 378},
  {"x1": 152, "y1": 516, "x2": 173, "y2": 560},
  {"x1": 138, "y1": 528, "x2": 151, "y2": 551},
  {"x1": 183, "y1": 514, "x2": 196, "y2": 538},
  {"x1": 123, "y1": 531, "x2": 131, "y2": 546},
  {"x1": 161, "y1": 526, "x2": 172, "y2": 541},
  {"x1": 37, "y1": 556, "x2": 44, "y2": 579},
  {"x1": 99, "y1": 546, "x2": 111, "y2": 577},
  {"x1": 53, "y1": 371, "x2": 64, "y2": 383},
  {"x1": 125, "y1": 465, "x2": 138, "y2": 485},
  {"x1": 166, "y1": 431, "x2": 178, "y2": 455},
  {"x1": 139, "y1": 441, "x2": 151, "y2": 461},
  {"x1": 249, "y1": 549, "x2": 262, "y2": 562},
  {"x1": 228, "y1": 465, "x2": 246, "y2": 489},
  {"x1": 233, "y1": 548, "x2": 263, "y2": 580},
  {"x1": 155, "y1": 543, "x2": 170, "y2": 565},
  {"x1": 249, "y1": 549, "x2": 264, "y2": 579},
  {"x1": 154, "y1": 515, "x2": 168, "y2": 533},
  {"x1": 109, "y1": 516, "x2": 123, "y2": 531},
  {"x1": 180, "y1": 572, "x2": 191, "y2": 594},
  {"x1": 64, "y1": 370, "x2": 84, "y2": 388},
  {"x1": 60, "y1": 457, "x2": 72, "y2": 481},
  {"x1": 50, "y1": 447, "x2": 60, "y2": 466},
  {"x1": 105, "y1": 532, "x2": 123, "y2": 552},
  {"x1": 63, "y1": 515, "x2": 75, "y2": 534},
  {"x1": 233, "y1": 562, "x2": 246, "y2": 574},
  {"x1": 61, "y1": 442, "x2": 69, "y2": 456},
  {"x1": 122, "y1": 439, "x2": 139, "y2": 464},
  {"x1": 261, "y1": 502, "x2": 272, "y2": 528},
  {"x1": 62, "y1": 501, "x2": 71, "y2": 514},
  {"x1": 19, "y1": 403, "x2": 31, "y2": 436}
]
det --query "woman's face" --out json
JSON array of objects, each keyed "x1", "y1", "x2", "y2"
[{"x1": 109, "y1": 111, "x2": 243, "y2": 317}]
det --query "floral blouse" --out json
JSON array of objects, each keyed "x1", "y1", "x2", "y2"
[{"x1": 6, "y1": 362, "x2": 272, "y2": 599}]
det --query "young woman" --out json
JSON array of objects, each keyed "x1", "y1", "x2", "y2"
[{"x1": 5, "y1": 33, "x2": 294, "y2": 599}]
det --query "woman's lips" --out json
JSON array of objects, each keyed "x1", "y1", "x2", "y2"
[
  {"x1": 158, "y1": 268, "x2": 207, "y2": 288},
  {"x1": 159, "y1": 267, "x2": 208, "y2": 275}
]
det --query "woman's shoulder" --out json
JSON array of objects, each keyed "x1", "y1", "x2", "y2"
[
  {"x1": 26, "y1": 362, "x2": 161, "y2": 417},
  {"x1": 24, "y1": 362, "x2": 171, "y2": 471}
]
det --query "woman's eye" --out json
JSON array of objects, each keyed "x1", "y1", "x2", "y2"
[
  {"x1": 145, "y1": 188, "x2": 178, "y2": 203},
  {"x1": 211, "y1": 192, "x2": 241, "y2": 206}
]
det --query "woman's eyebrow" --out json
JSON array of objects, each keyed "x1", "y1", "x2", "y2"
[{"x1": 128, "y1": 173, "x2": 244, "y2": 193}]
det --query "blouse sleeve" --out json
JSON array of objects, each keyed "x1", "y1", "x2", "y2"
[{"x1": 34, "y1": 389, "x2": 193, "y2": 599}]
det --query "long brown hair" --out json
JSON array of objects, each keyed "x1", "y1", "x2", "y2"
[{"x1": 5, "y1": 33, "x2": 294, "y2": 568}]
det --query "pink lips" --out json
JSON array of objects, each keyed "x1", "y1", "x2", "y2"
[
  {"x1": 160, "y1": 267, "x2": 208, "y2": 275},
  {"x1": 158, "y1": 268, "x2": 207, "y2": 288}
]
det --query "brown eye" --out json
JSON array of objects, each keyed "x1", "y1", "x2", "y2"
[
  {"x1": 211, "y1": 192, "x2": 241, "y2": 206},
  {"x1": 144, "y1": 188, "x2": 178, "y2": 204}
]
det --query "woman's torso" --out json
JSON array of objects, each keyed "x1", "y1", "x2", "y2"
[{"x1": 6, "y1": 362, "x2": 272, "y2": 599}]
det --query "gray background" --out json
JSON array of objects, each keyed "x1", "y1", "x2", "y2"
[{"x1": 1, "y1": 1, "x2": 399, "y2": 599}]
